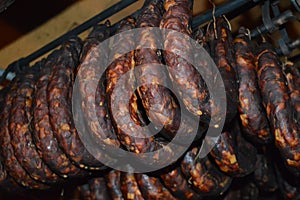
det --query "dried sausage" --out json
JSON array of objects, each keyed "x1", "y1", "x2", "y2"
[
  {"x1": 209, "y1": 120, "x2": 257, "y2": 177},
  {"x1": 33, "y1": 51, "x2": 81, "y2": 178},
  {"x1": 160, "y1": 167, "x2": 202, "y2": 200},
  {"x1": 135, "y1": 0, "x2": 180, "y2": 138},
  {"x1": 88, "y1": 177, "x2": 111, "y2": 200},
  {"x1": 222, "y1": 179, "x2": 259, "y2": 200},
  {"x1": 256, "y1": 44, "x2": 300, "y2": 174},
  {"x1": 9, "y1": 64, "x2": 59, "y2": 183},
  {"x1": 48, "y1": 37, "x2": 105, "y2": 170},
  {"x1": 233, "y1": 27, "x2": 272, "y2": 144},
  {"x1": 77, "y1": 22, "x2": 120, "y2": 150},
  {"x1": 160, "y1": 0, "x2": 211, "y2": 122},
  {"x1": 283, "y1": 61, "x2": 300, "y2": 124},
  {"x1": 181, "y1": 147, "x2": 232, "y2": 196},
  {"x1": 78, "y1": 183, "x2": 92, "y2": 200},
  {"x1": 275, "y1": 163, "x2": 300, "y2": 200},
  {"x1": 0, "y1": 72, "x2": 48, "y2": 189},
  {"x1": 135, "y1": 173, "x2": 177, "y2": 200},
  {"x1": 254, "y1": 154, "x2": 278, "y2": 193},
  {"x1": 121, "y1": 172, "x2": 144, "y2": 200},
  {"x1": 206, "y1": 16, "x2": 238, "y2": 124},
  {"x1": 106, "y1": 16, "x2": 156, "y2": 153},
  {"x1": 0, "y1": 86, "x2": 8, "y2": 183},
  {"x1": 106, "y1": 169, "x2": 124, "y2": 200}
]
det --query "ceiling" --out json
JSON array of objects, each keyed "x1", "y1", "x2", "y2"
[{"x1": 0, "y1": 0, "x2": 299, "y2": 69}]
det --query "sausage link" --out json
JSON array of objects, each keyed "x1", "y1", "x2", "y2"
[
  {"x1": 180, "y1": 147, "x2": 232, "y2": 196},
  {"x1": 160, "y1": 0, "x2": 211, "y2": 121},
  {"x1": 0, "y1": 86, "x2": 8, "y2": 183},
  {"x1": 78, "y1": 183, "x2": 92, "y2": 200},
  {"x1": 135, "y1": 0, "x2": 180, "y2": 139},
  {"x1": 48, "y1": 37, "x2": 105, "y2": 170},
  {"x1": 33, "y1": 51, "x2": 81, "y2": 178},
  {"x1": 106, "y1": 170, "x2": 124, "y2": 200},
  {"x1": 209, "y1": 119, "x2": 257, "y2": 177},
  {"x1": 254, "y1": 154, "x2": 278, "y2": 193},
  {"x1": 283, "y1": 61, "x2": 300, "y2": 124},
  {"x1": 0, "y1": 160, "x2": 6, "y2": 183},
  {"x1": 222, "y1": 179, "x2": 259, "y2": 200},
  {"x1": 121, "y1": 172, "x2": 144, "y2": 200},
  {"x1": 256, "y1": 44, "x2": 300, "y2": 174},
  {"x1": 206, "y1": 16, "x2": 238, "y2": 124},
  {"x1": 233, "y1": 27, "x2": 272, "y2": 144},
  {"x1": 9, "y1": 64, "x2": 59, "y2": 184},
  {"x1": 135, "y1": 173, "x2": 177, "y2": 200},
  {"x1": 0, "y1": 177, "x2": 26, "y2": 194},
  {"x1": 0, "y1": 91, "x2": 19, "y2": 191},
  {"x1": 192, "y1": 27, "x2": 225, "y2": 132},
  {"x1": 88, "y1": 177, "x2": 111, "y2": 200},
  {"x1": 160, "y1": 167, "x2": 202, "y2": 200},
  {"x1": 77, "y1": 22, "x2": 120, "y2": 149},
  {"x1": 106, "y1": 16, "x2": 157, "y2": 154},
  {"x1": 0, "y1": 73, "x2": 48, "y2": 189},
  {"x1": 275, "y1": 163, "x2": 300, "y2": 200},
  {"x1": 107, "y1": 15, "x2": 202, "y2": 166}
]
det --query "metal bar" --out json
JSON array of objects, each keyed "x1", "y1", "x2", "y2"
[
  {"x1": 251, "y1": 10, "x2": 296, "y2": 38},
  {"x1": 192, "y1": 0, "x2": 262, "y2": 29},
  {"x1": 18, "y1": 0, "x2": 138, "y2": 66}
]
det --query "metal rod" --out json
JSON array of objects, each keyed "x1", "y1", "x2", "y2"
[
  {"x1": 18, "y1": 0, "x2": 138, "y2": 66},
  {"x1": 192, "y1": 0, "x2": 262, "y2": 29},
  {"x1": 251, "y1": 10, "x2": 296, "y2": 38}
]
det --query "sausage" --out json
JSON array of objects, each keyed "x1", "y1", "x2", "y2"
[
  {"x1": 9, "y1": 63, "x2": 59, "y2": 184},
  {"x1": 106, "y1": 169, "x2": 124, "y2": 200},
  {"x1": 222, "y1": 179, "x2": 259, "y2": 200},
  {"x1": 233, "y1": 27, "x2": 272, "y2": 144},
  {"x1": 107, "y1": 16, "x2": 201, "y2": 165},
  {"x1": 209, "y1": 119, "x2": 257, "y2": 177},
  {"x1": 135, "y1": 0, "x2": 180, "y2": 139},
  {"x1": 283, "y1": 61, "x2": 300, "y2": 124},
  {"x1": 0, "y1": 86, "x2": 8, "y2": 183},
  {"x1": 209, "y1": 131, "x2": 245, "y2": 176},
  {"x1": 106, "y1": 16, "x2": 156, "y2": 154},
  {"x1": 47, "y1": 37, "x2": 105, "y2": 170},
  {"x1": 78, "y1": 183, "x2": 92, "y2": 200},
  {"x1": 256, "y1": 43, "x2": 300, "y2": 175},
  {"x1": 0, "y1": 177, "x2": 26, "y2": 194},
  {"x1": 234, "y1": 121, "x2": 258, "y2": 174},
  {"x1": 160, "y1": 167, "x2": 202, "y2": 200},
  {"x1": 160, "y1": 0, "x2": 211, "y2": 122},
  {"x1": 0, "y1": 72, "x2": 48, "y2": 189},
  {"x1": 32, "y1": 51, "x2": 81, "y2": 178},
  {"x1": 88, "y1": 177, "x2": 111, "y2": 200},
  {"x1": 77, "y1": 22, "x2": 120, "y2": 151},
  {"x1": 206, "y1": 16, "x2": 238, "y2": 124},
  {"x1": 180, "y1": 147, "x2": 232, "y2": 196},
  {"x1": 121, "y1": 172, "x2": 144, "y2": 200},
  {"x1": 275, "y1": 163, "x2": 300, "y2": 200},
  {"x1": 135, "y1": 173, "x2": 177, "y2": 200},
  {"x1": 0, "y1": 160, "x2": 6, "y2": 183},
  {"x1": 254, "y1": 154, "x2": 278, "y2": 193},
  {"x1": 192, "y1": 26, "x2": 225, "y2": 134}
]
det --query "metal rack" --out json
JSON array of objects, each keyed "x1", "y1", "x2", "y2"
[{"x1": 1, "y1": 0, "x2": 299, "y2": 82}]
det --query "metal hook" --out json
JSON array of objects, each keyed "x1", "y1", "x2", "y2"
[
  {"x1": 245, "y1": 28, "x2": 252, "y2": 40},
  {"x1": 209, "y1": 0, "x2": 218, "y2": 39},
  {"x1": 222, "y1": 15, "x2": 232, "y2": 32},
  {"x1": 256, "y1": 27, "x2": 266, "y2": 43}
]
